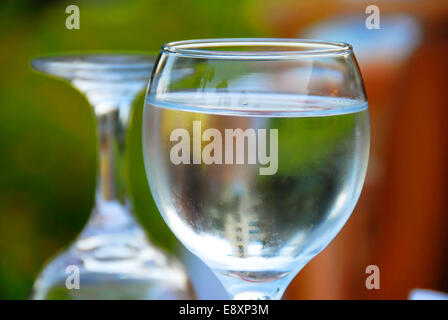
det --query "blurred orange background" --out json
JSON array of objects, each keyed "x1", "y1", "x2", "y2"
[{"x1": 274, "y1": 0, "x2": 448, "y2": 299}]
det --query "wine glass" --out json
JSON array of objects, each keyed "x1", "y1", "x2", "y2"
[
  {"x1": 30, "y1": 53, "x2": 194, "y2": 299},
  {"x1": 142, "y1": 39, "x2": 370, "y2": 300}
]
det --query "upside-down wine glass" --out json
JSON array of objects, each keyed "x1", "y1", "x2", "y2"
[
  {"x1": 142, "y1": 39, "x2": 370, "y2": 300},
  {"x1": 31, "y1": 53, "x2": 194, "y2": 300}
]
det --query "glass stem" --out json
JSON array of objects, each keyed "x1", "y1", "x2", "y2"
[
  {"x1": 88, "y1": 101, "x2": 136, "y2": 229},
  {"x1": 95, "y1": 104, "x2": 128, "y2": 204},
  {"x1": 214, "y1": 271, "x2": 294, "y2": 300}
]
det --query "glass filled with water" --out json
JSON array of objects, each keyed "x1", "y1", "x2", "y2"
[{"x1": 142, "y1": 39, "x2": 370, "y2": 299}]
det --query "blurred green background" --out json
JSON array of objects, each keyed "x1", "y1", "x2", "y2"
[{"x1": 0, "y1": 0, "x2": 261, "y2": 299}]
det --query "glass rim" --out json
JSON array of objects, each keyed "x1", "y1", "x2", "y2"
[
  {"x1": 31, "y1": 52, "x2": 156, "y2": 72},
  {"x1": 161, "y1": 38, "x2": 353, "y2": 59}
]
